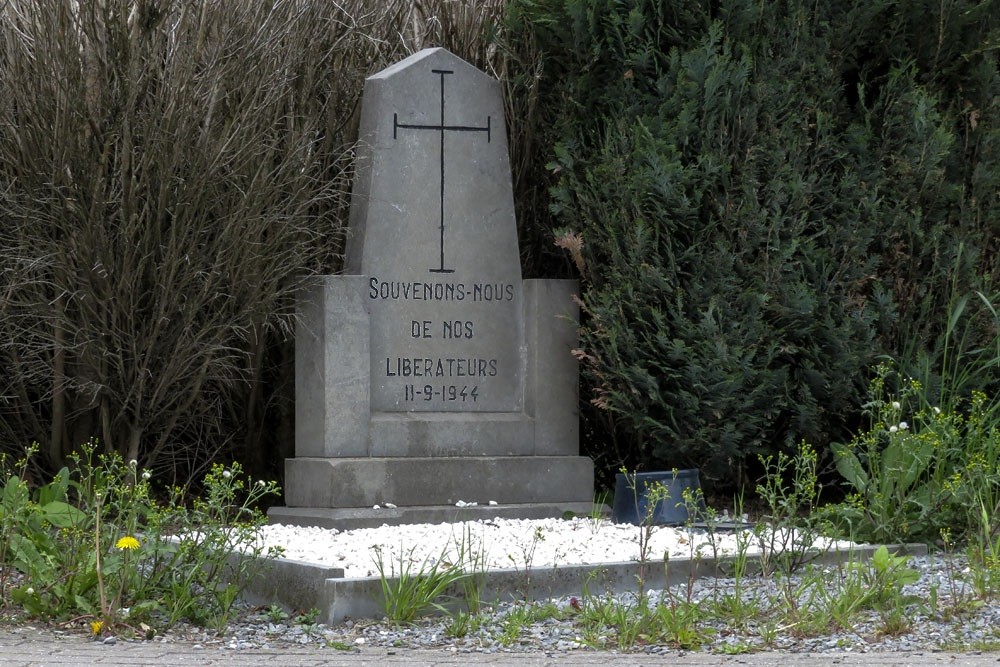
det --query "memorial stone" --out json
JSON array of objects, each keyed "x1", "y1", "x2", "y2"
[{"x1": 269, "y1": 48, "x2": 595, "y2": 529}]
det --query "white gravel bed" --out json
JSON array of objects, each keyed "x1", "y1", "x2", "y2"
[{"x1": 257, "y1": 517, "x2": 855, "y2": 578}]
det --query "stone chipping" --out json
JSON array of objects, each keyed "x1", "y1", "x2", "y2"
[
  {"x1": 184, "y1": 519, "x2": 1000, "y2": 654},
  {"x1": 7, "y1": 519, "x2": 999, "y2": 654},
  {"x1": 156, "y1": 552, "x2": 999, "y2": 655}
]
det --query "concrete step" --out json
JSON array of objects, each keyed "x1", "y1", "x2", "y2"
[
  {"x1": 281, "y1": 455, "x2": 594, "y2": 509},
  {"x1": 267, "y1": 501, "x2": 599, "y2": 531}
]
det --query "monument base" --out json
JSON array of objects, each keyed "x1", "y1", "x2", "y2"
[
  {"x1": 267, "y1": 501, "x2": 599, "y2": 531},
  {"x1": 267, "y1": 455, "x2": 595, "y2": 530},
  {"x1": 281, "y1": 456, "x2": 593, "y2": 507}
]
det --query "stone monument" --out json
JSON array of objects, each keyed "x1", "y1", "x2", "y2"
[{"x1": 268, "y1": 48, "x2": 595, "y2": 529}]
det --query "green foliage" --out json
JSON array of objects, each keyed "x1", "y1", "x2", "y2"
[
  {"x1": 264, "y1": 604, "x2": 290, "y2": 623},
  {"x1": 824, "y1": 361, "x2": 1000, "y2": 543},
  {"x1": 618, "y1": 471, "x2": 673, "y2": 603},
  {"x1": 784, "y1": 547, "x2": 920, "y2": 636},
  {"x1": 864, "y1": 546, "x2": 921, "y2": 604},
  {"x1": 344, "y1": 443, "x2": 1000, "y2": 645},
  {"x1": 620, "y1": 593, "x2": 711, "y2": 649},
  {"x1": 504, "y1": 0, "x2": 1000, "y2": 485},
  {"x1": 372, "y1": 545, "x2": 472, "y2": 624},
  {"x1": 754, "y1": 443, "x2": 828, "y2": 575},
  {"x1": 293, "y1": 608, "x2": 321, "y2": 626},
  {"x1": 0, "y1": 441, "x2": 281, "y2": 631},
  {"x1": 576, "y1": 591, "x2": 712, "y2": 650},
  {"x1": 0, "y1": 445, "x2": 42, "y2": 610}
]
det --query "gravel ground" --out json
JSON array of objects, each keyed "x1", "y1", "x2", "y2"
[
  {"x1": 142, "y1": 520, "x2": 1000, "y2": 655},
  {"x1": 190, "y1": 551, "x2": 1000, "y2": 655},
  {"x1": 6, "y1": 519, "x2": 1000, "y2": 655}
]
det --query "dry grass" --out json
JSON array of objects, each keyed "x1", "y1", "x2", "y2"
[{"x1": 0, "y1": 0, "x2": 527, "y2": 480}]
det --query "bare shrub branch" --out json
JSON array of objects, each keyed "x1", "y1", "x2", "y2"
[{"x1": 0, "y1": 0, "x2": 510, "y2": 478}]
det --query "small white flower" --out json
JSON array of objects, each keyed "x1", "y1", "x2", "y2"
[
  {"x1": 257, "y1": 480, "x2": 266, "y2": 487},
  {"x1": 889, "y1": 425, "x2": 899, "y2": 433},
  {"x1": 891, "y1": 401, "x2": 901, "y2": 410},
  {"x1": 25, "y1": 587, "x2": 34, "y2": 595},
  {"x1": 141, "y1": 470, "x2": 152, "y2": 481},
  {"x1": 933, "y1": 406, "x2": 942, "y2": 415},
  {"x1": 222, "y1": 470, "x2": 232, "y2": 479},
  {"x1": 129, "y1": 459, "x2": 138, "y2": 468},
  {"x1": 898, "y1": 421, "x2": 909, "y2": 430}
]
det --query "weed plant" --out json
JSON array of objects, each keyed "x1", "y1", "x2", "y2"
[
  {"x1": 0, "y1": 440, "x2": 280, "y2": 633},
  {"x1": 369, "y1": 511, "x2": 990, "y2": 652},
  {"x1": 826, "y1": 361, "x2": 1000, "y2": 545},
  {"x1": 495, "y1": 602, "x2": 566, "y2": 646},
  {"x1": 0, "y1": 445, "x2": 38, "y2": 613},
  {"x1": 450, "y1": 526, "x2": 489, "y2": 615},
  {"x1": 755, "y1": 442, "x2": 829, "y2": 575},
  {"x1": 616, "y1": 468, "x2": 675, "y2": 604},
  {"x1": 508, "y1": 526, "x2": 546, "y2": 597},
  {"x1": 372, "y1": 544, "x2": 470, "y2": 624},
  {"x1": 368, "y1": 403, "x2": 1000, "y2": 651},
  {"x1": 574, "y1": 589, "x2": 711, "y2": 651},
  {"x1": 822, "y1": 288, "x2": 1000, "y2": 547}
]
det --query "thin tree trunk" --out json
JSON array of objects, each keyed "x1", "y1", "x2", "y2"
[
  {"x1": 49, "y1": 295, "x2": 66, "y2": 468},
  {"x1": 125, "y1": 424, "x2": 142, "y2": 465},
  {"x1": 101, "y1": 394, "x2": 114, "y2": 455},
  {"x1": 243, "y1": 325, "x2": 266, "y2": 478}
]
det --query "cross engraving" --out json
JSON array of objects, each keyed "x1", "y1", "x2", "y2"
[{"x1": 393, "y1": 69, "x2": 491, "y2": 273}]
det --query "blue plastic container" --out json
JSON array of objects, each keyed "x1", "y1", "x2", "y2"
[{"x1": 611, "y1": 469, "x2": 705, "y2": 526}]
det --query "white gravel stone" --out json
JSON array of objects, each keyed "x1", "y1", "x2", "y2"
[{"x1": 256, "y1": 517, "x2": 854, "y2": 579}]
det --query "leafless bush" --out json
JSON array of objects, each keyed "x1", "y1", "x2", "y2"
[{"x1": 0, "y1": 0, "x2": 509, "y2": 480}]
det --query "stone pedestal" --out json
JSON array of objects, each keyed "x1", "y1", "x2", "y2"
[{"x1": 268, "y1": 48, "x2": 593, "y2": 530}]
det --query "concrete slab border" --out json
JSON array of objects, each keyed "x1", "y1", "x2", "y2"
[{"x1": 239, "y1": 542, "x2": 928, "y2": 624}]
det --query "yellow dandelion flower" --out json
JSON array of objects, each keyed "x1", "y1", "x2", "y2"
[
  {"x1": 115, "y1": 536, "x2": 141, "y2": 551},
  {"x1": 90, "y1": 620, "x2": 104, "y2": 636}
]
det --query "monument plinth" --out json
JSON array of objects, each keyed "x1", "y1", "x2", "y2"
[{"x1": 268, "y1": 48, "x2": 594, "y2": 530}]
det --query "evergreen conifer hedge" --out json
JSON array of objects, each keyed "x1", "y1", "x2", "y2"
[{"x1": 504, "y1": 0, "x2": 1000, "y2": 486}]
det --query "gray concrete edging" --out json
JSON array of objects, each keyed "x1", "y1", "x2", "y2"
[{"x1": 237, "y1": 542, "x2": 928, "y2": 624}]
